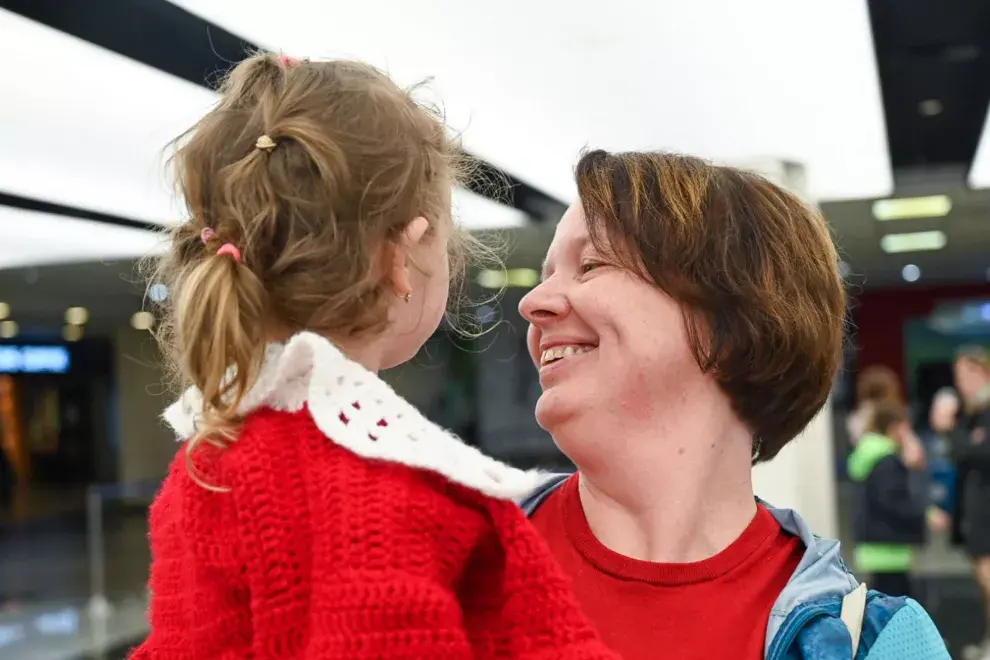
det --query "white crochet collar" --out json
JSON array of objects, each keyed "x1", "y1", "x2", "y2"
[{"x1": 163, "y1": 332, "x2": 545, "y2": 500}]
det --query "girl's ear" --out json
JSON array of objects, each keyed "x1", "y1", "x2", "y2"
[{"x1": 385, "y1": 217, "x2": 429, "y2": 297}]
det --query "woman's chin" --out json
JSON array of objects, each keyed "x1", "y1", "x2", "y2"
[{"x1": 534, "y1": 388, "x2": 582, "y2": 435}]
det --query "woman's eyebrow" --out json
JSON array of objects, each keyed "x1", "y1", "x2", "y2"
[{"x1": 541, "y1": 236, "x2": 593, "y2": 281}]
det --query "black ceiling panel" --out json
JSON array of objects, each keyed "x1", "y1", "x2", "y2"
[{"x1": 870, "y1": 0, "x2": 990, "y2": 169}]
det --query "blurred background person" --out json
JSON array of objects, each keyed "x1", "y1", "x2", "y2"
[
  {"x1": 924, "y1": 387, "x2": 961, "y2": 528},
  {"x1": 847, "y1": 365, "x2": 904, "y2": 447},
  {"x1": 953, "y1": 346, "x2": 990, "y2": 659},
  {"x1": 848, "y1": 400, "x2": 936, "y2": 599},
  {"x1": 931, "y1": 387, "x2": 962, "y2": 437}
]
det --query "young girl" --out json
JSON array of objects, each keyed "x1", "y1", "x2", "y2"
[
  {"x1": 132, "y1": 53, "x2": 616, "y2": 659},
  {"x1": 847, "y1": 401, "x2": 929, "y2": 599}
]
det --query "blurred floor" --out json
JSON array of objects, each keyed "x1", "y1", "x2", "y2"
[
  {"x1": 0, "y1": 485, "x2": 88, "y2": 526},
  {"x1": 0, "y1": 495, "x2": 150, "y2": 659}
]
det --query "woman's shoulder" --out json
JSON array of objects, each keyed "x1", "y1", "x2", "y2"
[{"x1": 777, "y1": 592, "x2": 949, "y2": 659}]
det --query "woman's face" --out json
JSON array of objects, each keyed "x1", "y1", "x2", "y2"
[
  {"x1": 519, "y1": 203, "x2": 710, "y2": 457},
  {"x1": 929, "y1": 394, "x2": 959, "y2": 432},
  {"x1": 954, "y1": 357, "x2": 990, "y2": 404}
]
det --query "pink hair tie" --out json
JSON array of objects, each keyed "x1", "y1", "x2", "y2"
[
  {"x1": 216, "y1": 243, "x2": 242, "y2": 262},
  {"x1": 277, "y1": 55, "x2": 301, "y2": 69}
]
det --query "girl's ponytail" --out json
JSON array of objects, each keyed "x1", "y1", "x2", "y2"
[{"x1": 171, "y1": 234, "x2": 267, "y2": 487}]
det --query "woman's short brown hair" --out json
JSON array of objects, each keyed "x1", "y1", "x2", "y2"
[{"x1": 575, "y1": 149, "x2": 846, "y2": 463}]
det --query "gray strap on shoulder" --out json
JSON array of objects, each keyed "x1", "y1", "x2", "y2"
[{"x1": 519, "y1": 473, "x2": 571, "y2": 516}]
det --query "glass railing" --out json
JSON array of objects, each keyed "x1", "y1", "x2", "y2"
[{"x1": 0, "y1": 480, "x2": 157, "y2": 659}]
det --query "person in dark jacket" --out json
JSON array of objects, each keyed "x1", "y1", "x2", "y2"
[
  {"x1": 848, "y1": 400, "x2": 931, "y2": 598},
  {"x1": 952, "y1": 345, "x2": 990, "y2": 659}
]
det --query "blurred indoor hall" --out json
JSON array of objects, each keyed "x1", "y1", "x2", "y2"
[{"x1": 3, "y1": 0, "x2": 990, "y2": 657}]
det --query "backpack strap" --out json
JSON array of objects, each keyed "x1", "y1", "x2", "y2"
[
  {"x1": 840, "y1": 582, "x2": 868, "y2": 656},
  {"x1": 519, "y1": 473, "x2": 572, "y2": 516}
]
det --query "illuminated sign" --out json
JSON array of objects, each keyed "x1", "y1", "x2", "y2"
[{"x1": 0, "y1": 345, "x2": 70, "y2": 374}]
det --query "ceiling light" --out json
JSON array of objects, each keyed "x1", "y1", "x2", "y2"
[
  {"x1": 477, "y1": 270, "x2": 505, "y2": 290},
  {"x1": 0, "y1": 207, "x2": 166, "y2": 271},
  {"x1": 148, "y1": 283, "x2": 169, "y2": 303},
  {"x1": 901, "y1": 264, "x2": 921, "y2": 282},
  {"x1": 476, "y1": 268, "x2": 540, "y2": 290},
  {"x1": 880, "y1": 230, "x2": 946, "y2": 254},
  {"x1": 506, "y1": 268, "x2": 539, "y2": 288},
  {"x1": 0, "y1": 321, "x2": 18, "y2": 339},
  {"x1": 918, "y1": 99, "x2": 943, "y2": 117},
  {"x1": 130, "y1": 311, "x2": 155, "y2": 331},
  {"x1": 65, "y1": 307, "x2": 89, "y2": 326},
  {"x1": 0, "y1": 302, "x2": 8, "y2": 320},
  {"x1": 872, "y1": 195, "x2": 952, "y2": 221},
  {"x1": 453, "y1": 189, "x2": 528, "y2": 230},
  {"x1": 62, "y1": 325, "x2": 84, "y2": 343},
  {"x1": 0, "y1": 10, "x2": 214, "y2": 224}
]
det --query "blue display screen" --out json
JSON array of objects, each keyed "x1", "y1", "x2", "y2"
[{"x1": 0, "y1": 345, "x2": 71, "y2": 374}]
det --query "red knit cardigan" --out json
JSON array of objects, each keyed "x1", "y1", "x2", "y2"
[{"x1": 131, "y1": 333, "x2": 617, "y2": 659}]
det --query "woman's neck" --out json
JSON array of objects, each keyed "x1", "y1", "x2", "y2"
[{"x1": 572, "y1": 414, "x2": 757, "y2": 564}]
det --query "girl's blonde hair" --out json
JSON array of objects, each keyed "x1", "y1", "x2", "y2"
[{"x1": 148, "y1": 53, "x2": 481, "y2": 481}]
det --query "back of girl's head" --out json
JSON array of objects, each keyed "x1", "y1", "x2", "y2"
[
  {"x1": 856, "y1": 365, "x2": 902, "y2": 408},
  {"x1": 151, "y1": 52, "x2": 464, "y2": 452},
  {"x1": 871, "y1": 401, "x2": 909, "y2": 439}
]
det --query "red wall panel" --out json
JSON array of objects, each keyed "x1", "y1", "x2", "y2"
[{"x1": 855, "y1": 283, "x2": 990, "y2": 385}]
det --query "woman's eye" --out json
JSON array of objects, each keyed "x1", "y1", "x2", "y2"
[{"x1": 580, "y1": 262, "x2": 601, "y2": 274}]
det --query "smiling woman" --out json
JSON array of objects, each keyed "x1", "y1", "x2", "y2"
[{"x1": 518, "y1": 150, "x2": 949, "y2": 660}]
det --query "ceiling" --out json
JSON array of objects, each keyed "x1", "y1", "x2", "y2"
[
  {"x1": 871, "y1": 0, "x2": 990, "y2": 170},
  {"x1": 0, "y1": 261, "x2": 146, "y2": 337},
  {"x1": 1, "y1": 0, "x2": 990, "y2": 326},
  {"x1": 824, "y1": 184, "x2": 990, "y2": 288},
  {"x1": 821, "y1": 0, "x2": 990, "y2": 286},
  {"x1": 160, "y1": 0, "x2": 894, "y2": 202}
]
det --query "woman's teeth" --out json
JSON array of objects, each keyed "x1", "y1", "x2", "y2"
[{"x1": 540, "y1": 345, "x2": 596, "y2": 366}]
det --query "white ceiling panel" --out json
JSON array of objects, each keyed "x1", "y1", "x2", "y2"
[
  {"x1": 0, "y1": 207, "x2": 166, "y2": 270},
  {"x1": 969, "y1": 113, "x2": 990, "y2": 189},
  {"x1": 169, "y1": 0, "x2": 892, "y2": 202},
  {"x1": 0, "y1": 8, "x2": 524, "y2": 236},
  {"x1": 453, "y1": 189, "x2": 527, "y2": 230},
  {"x1": 0, "y1": 9, "x2": 216, "y2": 225}
]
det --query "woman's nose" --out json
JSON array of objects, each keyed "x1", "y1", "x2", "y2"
[{"x1": 519, "y1": 279, "x2": 568, "y2": 325}]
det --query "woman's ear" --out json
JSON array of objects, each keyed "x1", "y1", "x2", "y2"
[{"x1": 386, "y1": 217, "x2": 430, "y2": 298}]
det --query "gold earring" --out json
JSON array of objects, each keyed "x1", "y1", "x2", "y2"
[{"x1": 403, "y1": 291, "x2": 412, "y2": 303}]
